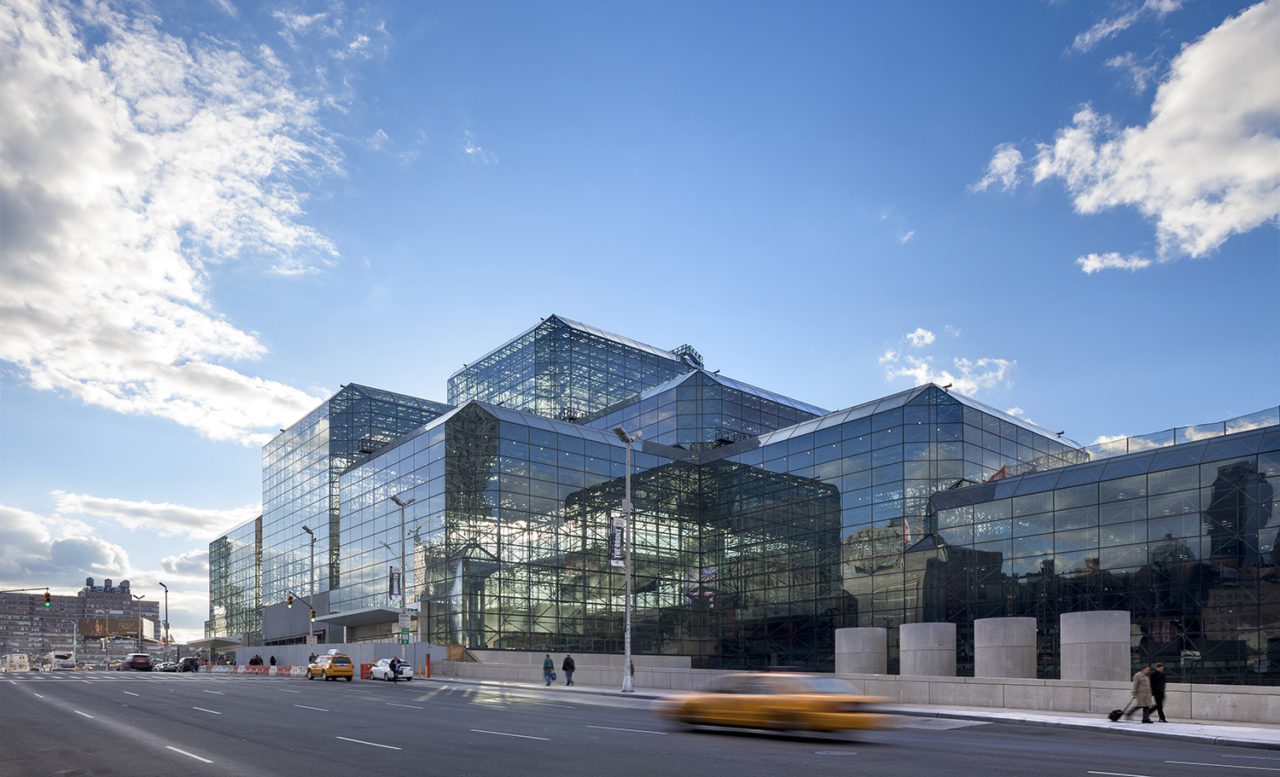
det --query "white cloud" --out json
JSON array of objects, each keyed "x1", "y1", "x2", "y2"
[
  {"x1": 880, "y1": 330, "x2": 1013, "y2": 395},
  {"x1": 367, "y1": 127, "x2": 390, "y2": 150},
  {"x1": 985, "y1": 2, "x2": 1280, "y2": 273},
  {"x1": 1106, "y1": 51, "x2": 1160, "y2": 93},
  {"x1": 462, "y1": 130, "x2": 498, "y2": 164},
  {"x1": 53, "y1": 491, "x2": 258, "y2": 541},
  {"x1": 0, "y1": 0, "x2": 331, "y2": 445},
  {"x1": 906, "y1": 328, "x2": 935, "y2": 347},
  {"x1": 971, "y1": 142, "x2": 1025, "y2": 193},
  {"x1": 1077, "y1": 251, "x2": 1153, "y2": 273},
  {"x1": 900, "y1": 230, "x2": 916, "y2": 244},
  {"x1": 1072, "y1": 0, "x2": 1185, "y2": 53}
]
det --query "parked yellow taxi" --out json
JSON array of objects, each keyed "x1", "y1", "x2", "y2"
[
  {"x1": 659, "y1": 673, "x2": 892, "y2": 733},
  {"x1": 306, "y1": 652, "x2": 355, "y2": 681}
]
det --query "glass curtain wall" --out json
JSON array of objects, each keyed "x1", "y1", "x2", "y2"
[
  {"x1": 930, "y1": 425, "x2": 1280, "y2": 684},
  {"x1": 206, "y1": 516, "x2": 262, "y2": 642}
]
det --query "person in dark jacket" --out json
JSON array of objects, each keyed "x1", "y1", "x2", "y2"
[
  {"x1": 1150, "y1": 662, "x2": 1168, "y2": 722},
  {"x1": 562, "y1": 655, "x2": 575, "y2": 686}
]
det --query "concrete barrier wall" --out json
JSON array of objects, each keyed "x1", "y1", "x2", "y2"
[
  {"x1": 835, "y1": 627, "x2": 887, "y2": 675},
  {"x1": 900, "y1": 623, "x2": 956, "y2": 677},
  {"x1": 1060, "y1": 611, "x2": 1130, "y2": 682},
  {"x1": 973, "y1": 617, "x2": 1036, "y2": 679},
  {"x1": 434, "y1": 660, "x2": 1280, "y2": 725}
]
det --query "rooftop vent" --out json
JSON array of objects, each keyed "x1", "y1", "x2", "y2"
[{"x1": 671, "y1": 344, "x2": 703, "y2": 369}]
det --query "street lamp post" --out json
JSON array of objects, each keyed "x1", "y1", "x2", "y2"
[
  {"x1": 613, "y1": 427, "x2": 641, "y2": 693},
  {"x1": 390, "y1": 494, "x2": 416, "y2": 666},
  {"x1": 157, "y1": 582, "x2": 169, "y2": 662},
  {"x1": 132, "y1": 594, "x2": 145, "y2": 653},
  {"x1": 301, "y1": 525, "x2": 316, "y2": 644}
]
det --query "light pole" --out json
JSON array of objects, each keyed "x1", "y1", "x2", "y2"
[
  {"x1": 301, "y1": 525, "x2": 316, "y2": 644},
  {"x1": 390, "y1": 494, "x2": 416, "y2": 665},
  {"x1": 132, "y1": 594, "x2": 145, "y2": 653},
  {"x1": 613, "y1": 427, "x2": 641, "y2": 693},
  {"x1": 157, "y1": 582, "x2": 169, "y2": 662}
]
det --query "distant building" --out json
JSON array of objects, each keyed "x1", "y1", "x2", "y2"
[
  {"x1": 205, "y1": 315, "x2": 1279, "y2": 683},
  {"x1": 0, "y1": 579, "x2": 160, "y2": 666}
]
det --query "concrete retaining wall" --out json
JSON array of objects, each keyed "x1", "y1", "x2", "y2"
[
  {"x1": 835, "y1": 627, "x2": 887, "y2": 675},
  {"x1": 973, "y1": 617, "x2": 1036, "y2": 679}
]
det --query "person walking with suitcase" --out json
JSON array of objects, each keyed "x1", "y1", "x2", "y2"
[{"x1": 1123, "y1": 665, "x2": 1154, "y2": 723}]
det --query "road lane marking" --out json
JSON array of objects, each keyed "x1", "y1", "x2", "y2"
[
  {"x1": 123, "y1": 691, "x2": 140, "y2": 697},
  {"x1": 192, "y1": 706, "x2": 222, "y2": 715},
  {"x1": 1167, "y1": 763, "x2": 1280, "y2": 772},
  {"x1": 294, "y1": 704, "x2": 329, "y2": 712},
  {"x1": 33, "y1": 693, "x2": 44, "y2": 699},
  {"x1": 387, "y1": 703, "x2": 424, "y2": 709},
  {"x1": 202, "y1": 689, "x2": 225, "y2": 695},
  {"x1": 79, "y1": 680, "x2": 92, "y2": 684},
  {"x1": 470, "y1": 729, "x2": 549, "y2": 741},
  {"x1": 587, "y1": 725, "x2": 667, "y2": 735},
  {"x1": 336, "y1": 736, "x2": 402, "y2": 750},
  {"x1": 276, "y1": 689, "x2": 300, "y2": 694},
  {"x1": 166, "y1": 745, "x2": 213, "y2": 764},
  {"x1": 74, "y1": 711, "x2": 93, "y2": 719},
  {"x1": 1088, "y1": 772, "x2": 1153, "y2": 777}
]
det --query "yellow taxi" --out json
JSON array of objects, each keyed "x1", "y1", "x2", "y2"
[
  {"x1": 659, "y1": 673, "x2": 893, "y2": 733},
  {"x1": 306, "y1": 652, "x2": 355, "y2": 681}
]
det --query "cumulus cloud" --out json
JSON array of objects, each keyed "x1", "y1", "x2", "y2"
[
  {"x1": 0, "y1": 0, "x2": 332, "y2": 445},
  {"x1": 53, "y1": 491, "x2": 257, "y2": 541},
  {"x1": 906, "y1": 328, "x2": 935, "y2": 347},
  {"x1": 1106, "y1": 51, "x2": 1160, "y2": 94},
  {"x1": 979, "y1": 1, "x2": 1280, "y2": 273},
  {"x1": 879, "y1": 329, "x2": 1013, "y2": 396},
  {"x1": 970, "y1": 143, "x2": 1025, "y2": 193},
  {"x1": 1072, "y1": 0, "x2": 1185, "y2": 53}
]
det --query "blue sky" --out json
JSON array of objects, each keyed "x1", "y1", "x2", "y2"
[{"x1": 2, "y1": 0, "x2": 1276, "y2": 641}]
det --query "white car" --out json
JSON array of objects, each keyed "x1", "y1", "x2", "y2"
[{"x1": 369, "y1": 658, "x2": 413, "y2": 682}]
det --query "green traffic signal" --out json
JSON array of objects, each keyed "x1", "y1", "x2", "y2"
[
  {"x1": 43, "y1": 591, "x2": 51, "y2": 607},
  {"x1": 309, "y1": 609, "x2": 315, "y2": 623}
]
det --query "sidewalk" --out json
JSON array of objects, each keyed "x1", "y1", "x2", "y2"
[{"x1": 424, "y1": 675, "x2": 1280, "y2": 751}]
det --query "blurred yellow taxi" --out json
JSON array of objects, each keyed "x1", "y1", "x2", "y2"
[
  {"x1": 306, "y1": 652, "x2": 354, "y2": 681},
  {"x1": 660, "y1": 673, "x2": 892, "y2": 733}
]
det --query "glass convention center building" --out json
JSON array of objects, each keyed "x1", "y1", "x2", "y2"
[{"x1": 207, "y1": 316, "x2": 1279, "y2": 683}]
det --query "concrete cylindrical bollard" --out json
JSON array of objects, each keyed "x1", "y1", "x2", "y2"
[
  {"x1": 974, "y1": 617, "x2": 1037, "y2": 678},
  {"x1": 1060, "y1": 610, "x2": 1131, "y2": 681},
  {"x1": 899, "y1": 622, "x2": 956, "y2": 677},
  {"x1": 835, "y1": 627, "x2": 888, "y2": 674}
]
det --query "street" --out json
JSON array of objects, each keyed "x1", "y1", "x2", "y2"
[{"x1": 2, "y1": 672, "x2": 1276, "y2": 777}]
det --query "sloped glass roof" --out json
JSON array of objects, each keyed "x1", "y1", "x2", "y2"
[{"x1": 626, "y1": 369, "x2": 828, "y2": 417}]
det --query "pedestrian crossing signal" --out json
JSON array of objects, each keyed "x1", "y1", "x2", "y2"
[
  {"x1": 43, "y1": 591, "x2": 51, "y2": 607},
  {"x1": 287, "y1": 594, "x2": 293, "y2": 609}
]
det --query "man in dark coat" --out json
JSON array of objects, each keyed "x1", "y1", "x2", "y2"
[
  {"x1": 1150, "y1": 662, "x2": 1168, "y2": 722},
  {"x1": 561, "y1": 655, "x2": 575, "y2": 686}
]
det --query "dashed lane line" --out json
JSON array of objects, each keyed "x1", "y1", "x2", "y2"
[
  {"x1": 586, "y1": 725, "x2": 667, "y2": 735},
  {"x1": 192, "y1": 706, "x2": 222, "y2": 715},
  {"x1": 336, "y1": 736, "x2": 401, "y2": 750},
  {"x1": 74, "y1": 711, "x2": 93, "y2": 719},
  {"x1": 1166, "y1": 763, "x2": 1280, "y2": 772},
  {"x1": 387, "y1": 703, "x2": 423, "y2": 710},
  {"x1": 123, "y1": 691, "x2": 140, "y2": 697},
  {"x1": 470, "y1": 729, "x2": 549, "y2": 741},
  {"x1": 294, "y1": 704, "x2": 328, "y2": 712},
  {"x1": 167, "y1": 745, "x2": 213, "y2": 764}
]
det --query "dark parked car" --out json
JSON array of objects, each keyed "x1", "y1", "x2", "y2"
[
  {"x1": 179, "y1": 657, "x2": 200, "y2": 672},
  {"x1": 123, "y1": 653, "x2": 152, "y2": 671}
]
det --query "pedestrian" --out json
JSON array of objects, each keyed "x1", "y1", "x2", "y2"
[
  {"x1": 1124, "y1": 665, "x2": 1154, "y2": 723},
  {"x1": 309, "y1": 652, "x2": 317, "y2": 664},
  {"x1": 543, "y1": 653, "x2": 554, "y2": 686},
  {"x1": 1150, "y1": 662, "x2": 1168, "y2": 722},
  {"x1": 389, "y1": 656, "x2": 400, "y2": 683},
  {"x1": 562, "y1": 655, "x2": 575, "y2": 686},
  {"x1": 269, "y1": 655, "x2": 277, "y2": 667}
]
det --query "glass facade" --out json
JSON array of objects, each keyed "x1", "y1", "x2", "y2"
[
  {"x1": 205, "y1": 516, "x2": 262, "y2": 642},
  {"x1": 447, "y1": 315, "x2": 692, "y2": 421},
  {"x1": 258, "y1": 383, "x2": 450, "y2": 606},
  {"x1": 207, "y1": 316, "x2": 1277, "y2": 683},
  {"x1": 928, "y1": 425, "x2": 1280, "y2": 684}
]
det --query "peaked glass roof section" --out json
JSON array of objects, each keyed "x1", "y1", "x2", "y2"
[
  {"x1": 753, "y1": 384, "x2": 1080, "y2": 449},
  {"x1": 629, "y1": 369, "x2": 828, "y2": 416}
]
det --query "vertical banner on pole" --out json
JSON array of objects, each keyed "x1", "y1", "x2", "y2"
[{"x1": 609, "y1": 517, "x2": 626, "y2": 567}]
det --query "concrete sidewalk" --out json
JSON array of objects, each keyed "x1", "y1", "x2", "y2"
[{"x1": 425, "y1": 675, "x2": 1280, "y2": 751}]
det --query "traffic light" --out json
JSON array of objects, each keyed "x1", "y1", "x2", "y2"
[
  {"x1": 309, "y1": 609, "x2": 316, "y2": 623},
  {"x1": 43, "y1": 591, "x2": 51, "y2": 607},
  {"x1": 287, "y1": 594, "x2": 293, "y2": 609}
]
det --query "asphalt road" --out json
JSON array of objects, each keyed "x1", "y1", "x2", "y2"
[{"x1": 2, "y1": 672, "x2": 1277, "y2": 777}]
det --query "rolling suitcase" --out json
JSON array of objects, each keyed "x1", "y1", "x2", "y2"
[{"x1": 1108, "y1": 700, "x2": 1134, "y2": 722}]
